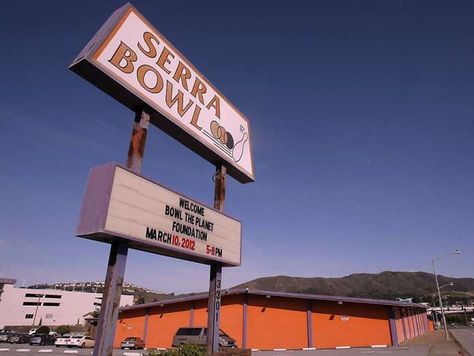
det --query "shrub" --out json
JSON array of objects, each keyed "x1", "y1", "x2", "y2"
[{"x1": 148, "y1": 344, "x2": 206, "y2": 356}]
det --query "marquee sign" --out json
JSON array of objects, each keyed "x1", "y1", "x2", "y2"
[
  {"x1": 70, "y1": 4, "x2": 254, "y2": 183},
  {"x1": 77, "y1": 164, "x2": 242, "y2": 267}
]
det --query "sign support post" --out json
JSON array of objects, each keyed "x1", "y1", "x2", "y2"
[
  {"x1": 207, "y1": 165, "x2": 226, "y2": 354},
  {"x1": 92, "y1": 112, "x2": 149, "y2": 356}
]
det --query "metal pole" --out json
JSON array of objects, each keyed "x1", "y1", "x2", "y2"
[
  {"x1": 93, "y1": 111, "x2": 149, "y2": 356},
  {"x1": 432, "y1": 259, "x2": 449, "y2": 340},
  {"x1": 207, "y1": 164, "x2": 226, "y2": 355},
  {"x1": 32, "y1": 294, "x2": 42, "y2": 326},
  {"x1": 462, "y1": 304, "x2": 469, "y2": 325},
  {"x1": 432, "y1": 297, "x2": 438, "y2": 328}
]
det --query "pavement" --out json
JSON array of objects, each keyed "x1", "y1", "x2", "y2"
[
  {"x1": 401, "y1": 328, "x2": 471, "y2": 355},
  {"x1": 450, "y1": 328, "x2": 474, "y2": 356},
  {"x1": 254, "y1": 328, "x2": 474, "y2": 355}
]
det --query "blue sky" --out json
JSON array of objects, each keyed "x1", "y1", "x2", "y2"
[{"x1": 0, "y1": 0, "x2": 472, "y2": 293}]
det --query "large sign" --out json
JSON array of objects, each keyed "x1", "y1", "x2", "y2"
[
  {"x1": 70, "y1": 4, "x2": 254, "y2": 184},
  {"x1": 77, "y1": 164, "x2": 242, "y2": 267}
]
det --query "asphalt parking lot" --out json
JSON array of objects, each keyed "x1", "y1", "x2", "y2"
[
  {"x1": 0, "y1": 344, "x2": 145, "y2": 356},
  {"x1": 0, "y1": 344, "x2": 441, "y2": 356},
  {"x1": 2, "y1": 328, "x2": 473, "y2": 356}
]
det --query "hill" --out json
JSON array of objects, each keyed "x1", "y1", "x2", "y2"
[{"x1": 233, "y1": 271, "x2": 474, "y2": 303}]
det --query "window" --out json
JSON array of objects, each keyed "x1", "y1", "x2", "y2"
[
  {"x1": 25, "y1": 314, "x2": 34, "y2": 319},
  {"x1": 45, "y1": 294, "x2": 62, "y2": 299},
  {"x1": 25, "y1": 293, "x2": 43, "y2": 298},
  {"x1": 23, "y1": 302, "x2": 41, "y2": 306},
  {"x1": 43, "y1": 302, "x2": 60, "y2": 307},
  {"x1": 176, "y1": 328, "x2": 202, "y2": 336}
]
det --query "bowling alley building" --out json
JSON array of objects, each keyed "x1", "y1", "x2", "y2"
[{"x1": 114, "y1": 289, "x2": 431, "y2": 350}]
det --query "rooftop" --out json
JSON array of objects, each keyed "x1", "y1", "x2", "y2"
[{"x1": 122, "y1": 288, "x2": 426, "y2": 311}]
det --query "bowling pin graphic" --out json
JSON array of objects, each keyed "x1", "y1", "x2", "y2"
[{"x1": 232, "y1": 132, "x2": 248, "y2": 162}]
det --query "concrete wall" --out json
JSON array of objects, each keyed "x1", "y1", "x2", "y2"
[{"x1": 0, "y1": 284, "x2": 133, "y2": 327}]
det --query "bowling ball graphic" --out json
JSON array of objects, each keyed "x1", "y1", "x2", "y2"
[{"x1": 210, "y1": 120, "x2": 234, "y2": 149}]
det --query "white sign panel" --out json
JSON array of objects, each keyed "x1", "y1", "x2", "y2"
[
  {"x1": 70, "y1": 4, "x2": 254, "y2": 183},
  {"x1": 77, "y1": 164, "x2": 242, "y2": 267}
]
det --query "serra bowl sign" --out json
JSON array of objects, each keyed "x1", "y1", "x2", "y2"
[{"x1": 70, "y1": 4, "x2": 254, "y2": 183}]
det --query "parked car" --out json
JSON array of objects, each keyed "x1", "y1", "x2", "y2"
[
  {"x1": 28, "y1": 328, "x2": 38, "y2": 335},
  {"x1": 172, "y1": 327, "x2": 237, "y2": 348},
  {"x1": 30, "y1": 334, "x2": 56, "y2": 346},
  {"x1": 54, "y1": 334, "x2": 71, "y2": 347},
  {"x1": 0, "y1": 330, "x2": 14, "y2": 343},
  {"x1": 8, "y1": 334, "x2": 31, "y2": 344},
  {"x1": 120, "y1": 336, "x2": 145, "y2": 350},
  {"x1": 66, "y1": 335, "x2": 95, "y2": 348}
]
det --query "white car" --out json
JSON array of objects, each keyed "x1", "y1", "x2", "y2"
[
  {"x1": 54, "y1": 334, "x2": 71, "y2": 347},
  {"x1": 66, "y1": 335, "x2": 95, "y2": 348}
]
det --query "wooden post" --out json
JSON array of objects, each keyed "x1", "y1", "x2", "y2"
[
  {"x1": 207, "y1": 164, "x2": 226, "y2": 355},
  {"x1": 93, "y1": 111, "x2": 149, "y2": 356},
  {"x1": 306, "y1": 300, "x2": 313, "y2": 348}
]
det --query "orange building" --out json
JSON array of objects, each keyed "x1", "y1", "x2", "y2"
[{"x1": 115, "y1": 290, "x2": 430, "y2": 350}]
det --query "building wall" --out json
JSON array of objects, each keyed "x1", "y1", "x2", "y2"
[
  {"x1": 312, "y1": 301, "x2": 391, "y2": 348},
  {"x1": 114, "y1": 295, "x2": 245, "y2": 349},
  {"x1": 116, "y1": 308, "x2": 148, "y2": 346},
  {"x1": 395, "y1": 308, "x2": 407, "y2": 343},
  {"x1": 247, "y1": 295, "x2": 307, "y2": 350},
  {"x1": 146, "y1": 302, "x2": 191, "y2": 348},
  {"x1": 0, "y1": 284, "x2": 133, "y2": 328},
  {"x1": 114, "y1": 295, "x2": 430, "y2": 350}
]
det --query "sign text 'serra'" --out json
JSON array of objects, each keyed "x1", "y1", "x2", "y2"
[
  {"x1": 77, "y1": 164, "x2": 242, "y2": 267},
  {"x1": 70, "y1": 4, "x2": 254, "y2": 183}
]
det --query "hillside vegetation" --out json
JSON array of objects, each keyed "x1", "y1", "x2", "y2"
[{"x1": 234, "y1": 271, "x2": 474, "y2": 303}]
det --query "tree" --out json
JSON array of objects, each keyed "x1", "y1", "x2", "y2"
[
  {"x1": 36, "y1": 326, "x2": 50, "y2": 334},
  {"x1": 55, "y1": 325, "x2": 71, "y2": 336}
]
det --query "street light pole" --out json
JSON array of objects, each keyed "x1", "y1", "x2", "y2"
[
  {"x1": 432, "y1": 250, "x2": 460, "y2": 340},
  {"x1": 431, "y1": 283, "x2": 452, "y2": 331}
]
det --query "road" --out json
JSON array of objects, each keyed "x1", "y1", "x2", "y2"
[
  {"x1": 0, "y1": 344, "x2": 144, "y2": 356},
  {"x1": 450, "y1": 327, "x2": 474, "y2": 355}
]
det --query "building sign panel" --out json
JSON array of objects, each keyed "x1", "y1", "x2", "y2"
[
  {"x1": 70, "y1": 4, "x2": 254, "y2": 183},
  {"x1": 77, "y1": 164, "x2": 242, "y2": 267}
]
